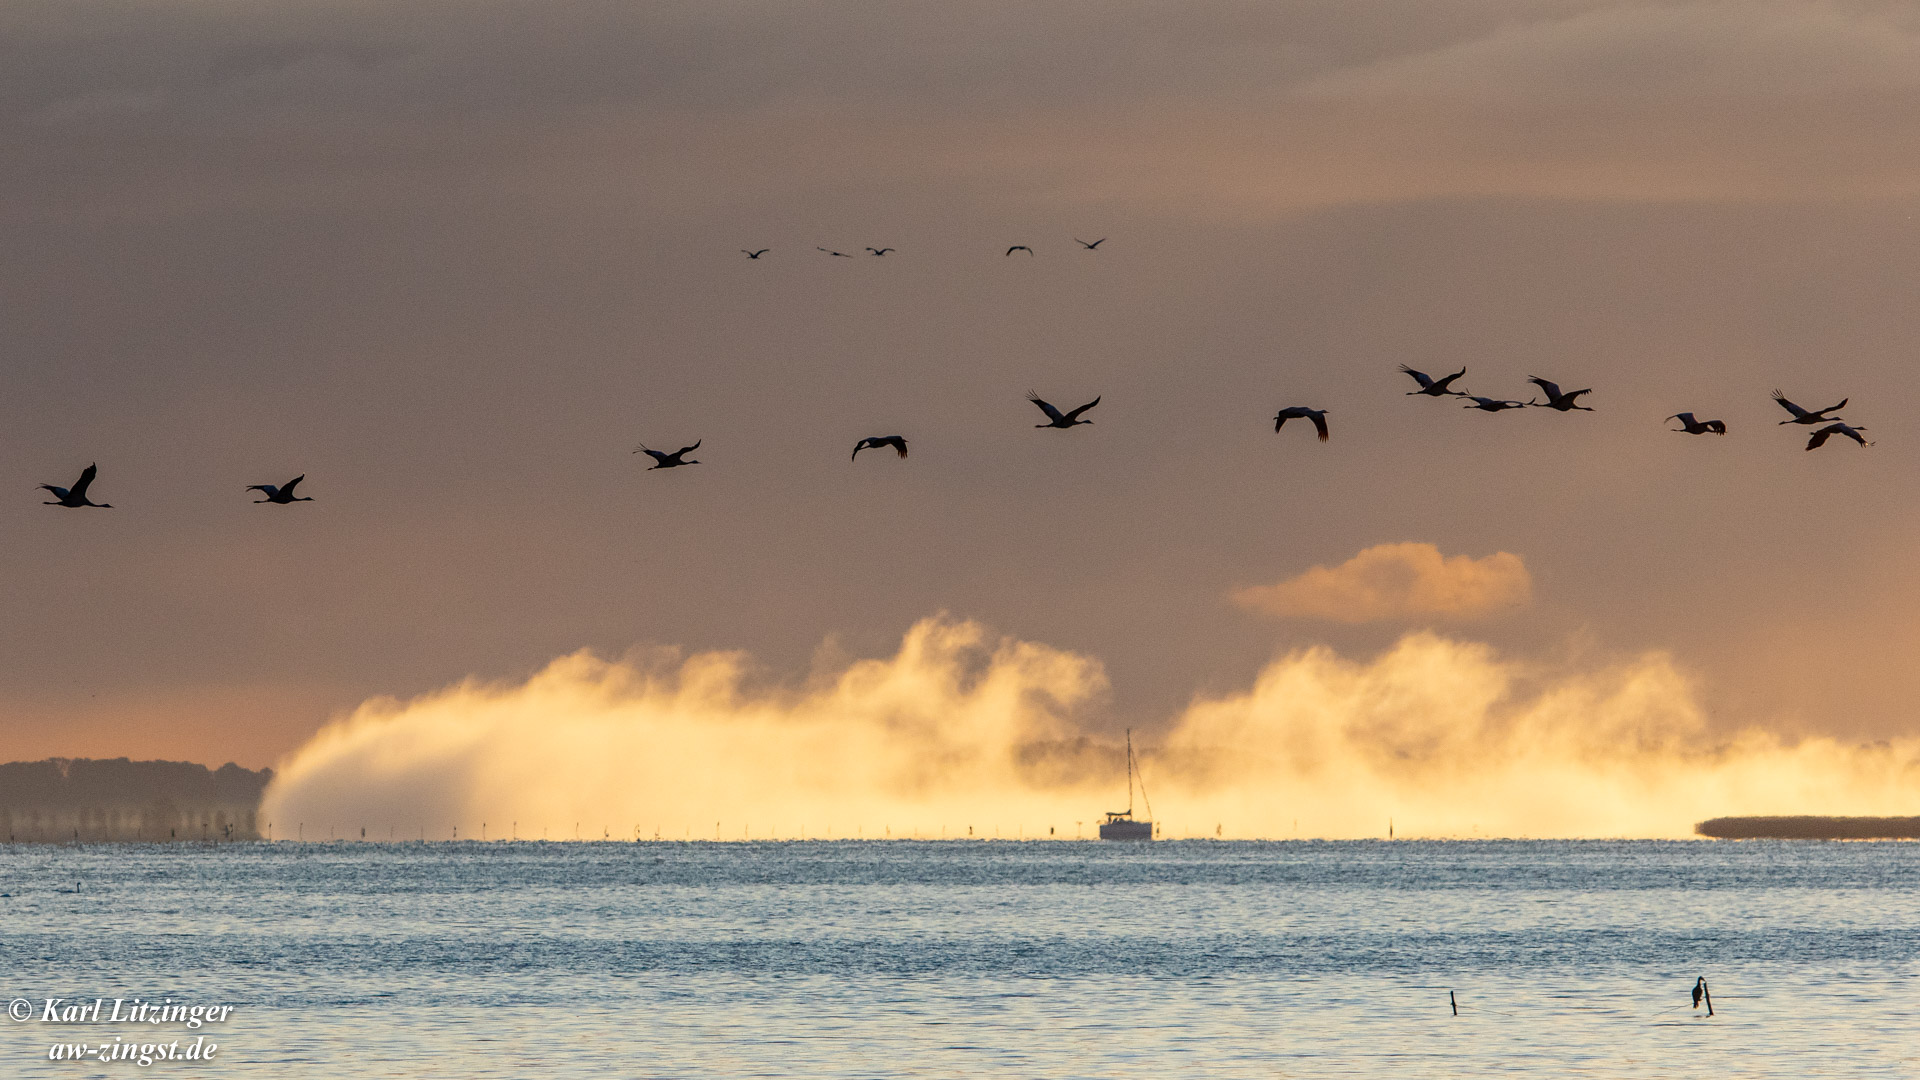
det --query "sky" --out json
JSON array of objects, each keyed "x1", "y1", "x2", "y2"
[{"x1": 4, "y1": 1, "x2": 1920, "y2": 832}]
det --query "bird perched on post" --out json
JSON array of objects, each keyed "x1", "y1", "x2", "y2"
[
  {"x1": 1462, "y1": 396, "x2": 1532, "y2": 412},
  {"x1": 1527, "y1": 377, "x2": 1594, "y2": 412},
  {"x1": 1028, "y1": 393, "x2": 1100, "y2": 428},
  {"x1": 1772, "y1": 390, "x2": 1847, "y2": 425},
  {"x1": 851, "y1": 436, "x2": 908, "y2": 461},
  {"x1": 634, "y1": 441, "x2": 702, "y2": 468},
  {"x1": 39, "y1": 463, "x2": 111, "y2": 508},
  {"x1": 1399, "y1": 365, "x2": 1468, "y2": 396},
  {"x1": 1272, "y1": 407, "x2": 1330, "y2": 441},
  {"x1": 1667, "y1": 412, "x2": 1727, "y2": 435},
  {"x1": 1692, "y1": 977, "x2": 1705, "y2": 1009},
  {"x1": 1805, "y1": 422, "x2": 1871, "y2": 450},
  {"x1": 247, "y1": 475, "x2": 313, "y2": 504}
]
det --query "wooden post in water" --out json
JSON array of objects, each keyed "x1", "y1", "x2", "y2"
[{"x1": 1450, "y1": 990, "x2": 1457, "y2": 1015}]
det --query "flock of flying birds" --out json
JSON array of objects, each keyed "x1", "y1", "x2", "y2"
[{"x1": 32, "y1": 238, "x2": 1875, "y2": 509}]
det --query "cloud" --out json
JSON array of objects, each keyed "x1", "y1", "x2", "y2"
[
  {"x1": 1232, "y1": 543, "x2": 1531, "y2": 623},
  {"x1": 261, "y1": 618, "x2": 1920, "y2": 840},
  {"x1": 10, "y1": 1, "x2": 1920, "y2": 224}
]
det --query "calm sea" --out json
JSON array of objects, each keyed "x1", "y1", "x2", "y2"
[{"x1": 0, "y1": 840, "x2": 1913, "y2": 1077}]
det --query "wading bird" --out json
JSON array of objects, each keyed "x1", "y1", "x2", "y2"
[
  {"x1": 1692, "y1": 978, "x2": 1705, "y2": 1009},
  {"x1": 1028, "y1": 393, "x2": 1100, "y2": 428},
  {"x1": 1075, "y1": 238, "x2": 1106, "y2": 249},
  {"x1": 39, "y1": 463, "x2": 111, "y2": 508},
  {"x1": 1806, "y1": 422, "x2": 1871, "y2": 450},
  {"x1": 1668, "y1": 413, "x2": 1727, "y2": 435},
  {"x1": 741, "y1": 249, "x2": 769, "y2": 259},
  {"x1": 1400, "y1": 365, "x2": 1468, "y2": 397},
  {"x1": 1463, "y1": 396, "x2": 1532, "y2": 412},
  {"x1": 1772, "y1": 390, "x2": 1847, "y2": 425},
  {"x1": 1006, "y1": 245, "x2": 1034, "y2": 256},
  {"x1": 1272, "y1": 407, "x2": 1330, "y2": 441},
  {"x1": 1528, "y1": 377, "x2": 1594, "y2": 411},
  {"x1": 247, "y1": 475, "x2": 313, "y2": 504},
  {"x1": 865, "y1": 247, "x2": 894, "y2": 256},
  {"x1": 817, "y1": 247, "x2": 853, "y2": 258},
  {"x1": 634, "y1": 441, "x2": 702, "y2": 468},
  {"x1": 852, "y1": 435, "x2": 909, "y2": 461}
]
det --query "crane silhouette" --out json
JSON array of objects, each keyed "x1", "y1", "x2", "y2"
[
  {"x1": 741, "y1": 249, "x2": 769, "y2": 259},
  {"x1": 1006, "y1": 245, "x2": 1034, "y2": 256},
  {"x1": 817, "y1": 247, "x2": 853, "y2": 258},
  {"x1": 865, "y1": 247, "x2": 894, "y2": 256},
  {"x1": 1273, "y1": 407, "x2": 1330, "y2": 441},
  {"x1": 1806, "y1": 422, "x2": 1871, "y2": 450},
  {"x1": 247, "y1": 475, "x2": 313, "y2": 503},
  {"x1": 1463, "y1": 396, "x2": 1533, "y2": 412},
  {"x1": 39, "y1": 463, "x2": 111, "y2": 508},
  {"x1": 1400, "y1": 365, "x2": 1468, "y2": 396},
  {"x1": 1772, "y1": 390, "x2": 1847, "y2": 425},
  {"x1": 1074, "y1": 238, "x2": 1106, "y2": 249},
  {"x1": 1667, "y1": 412, "x2": 1727, "y2": 435},
  {"x1": 1528, "y1": 377, "x2": 1594, "y2": 411},
  {"x1": 1028, "y1": 393, "x2": 1100, "y2": 428},
  {"x1": 852, "y1": 435, "x2": 909, "y2": 461},
  {"x1": 634, "y1": 441, "x2": 702, "y2": 468}
]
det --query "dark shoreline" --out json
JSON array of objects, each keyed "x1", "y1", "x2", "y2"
[
  {"x1": 1696, "y1": 816, "x2": 1920, "y2": 839},
  {"x1": 1, "y1": 757, "x2": 272, "y2": 842}
]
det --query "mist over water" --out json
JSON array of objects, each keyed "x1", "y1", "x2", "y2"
[{"x1": 263, "y1": 618, "x2": 1920, "y2": 841}]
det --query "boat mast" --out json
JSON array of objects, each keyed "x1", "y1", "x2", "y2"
[{"x1": 1126, "y1": 728, "x2": 1135, "y2": 816}]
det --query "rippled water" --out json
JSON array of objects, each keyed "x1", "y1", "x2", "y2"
[{"x1": 0, "y1": 840, "x2": 1913, "y2": 1077}]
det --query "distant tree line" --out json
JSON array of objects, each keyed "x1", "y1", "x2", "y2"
[
  {"x1": 1696, "y1": 816, "x2": 1920, "y2": 840},
  {"x1": 0, "y1": 758, "x2": 273, "y2": 842}
]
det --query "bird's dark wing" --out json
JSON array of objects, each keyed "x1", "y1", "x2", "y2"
[
  {"x1": 1311, "y1": 413, "x2": 1329, "y2": 441},
  {"x1": 71, "y1": 464, "x2": 97, "y2": 498},
  {"x1": 246, "y1": 484, "x2": 276, "y2": 495},
  {"x1": 1088, "y1": 238, "x2": 1105, "y2": 248},
  {"x1": 1668, "y1": 413, "x2": 1693, "y2": 425},
  {"x1": 1840, "y1": 425, "x2": 1869, "y2": 445},
  {"x1": 1528, "y1": 377, "x2": 1563, "y2": 399},
  {"x1": 634, "y1": 445, "x2": 668, "y2": 463},
  {"x1": 851, "y1": 439, "x2": 871, "y2": 461},
  {"x1": 886, "y1": 436, "x2": 908, "y2": 458},
  {"x1": 1273, "y1": 413, "x2": 1290, "y2": 433},
  {"x1": 1007, "y1": 246, "x2": 1032, "y2": 256},
  {"x1": 1707, "y1": 420, "x2": 1726, "y2": 434},
  {"x1": 1064, "y1": 397, "x2": 1101, "y2": 421},
  {"x1": 1434, "y1": 367, "x2": 1468, "y2": 389},
  {"x1": 1772, "y1": 390, "x2": 1809, "y2": 418},
  {"x1": 1806, "y1": 426, "x2": 1834, "y2": 450},
  {"x1": 1398, "y1": 365, "x2": 1435, "y2": 389},
  {"x1": 1819, "y1": 398, "x2": 1848, "y2": 415},
  {"x1": 675, "y1": 441, "x2": 702, "y2": 458},
  {"x1": 1027, "y1": 394, "x2": 1065, "y2": 423},
  {"x1": 281, "y1": 475, "x2": 305, "y2": 495}
]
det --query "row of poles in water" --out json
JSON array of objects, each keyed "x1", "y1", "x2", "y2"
[{"x1": 1451, "y1": 978, "x2": 1714, "y2": 1018}]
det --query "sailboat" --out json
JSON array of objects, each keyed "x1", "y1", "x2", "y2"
[{"x1": 1098, "y1": 729, "x2": 1155, "y2": 841}]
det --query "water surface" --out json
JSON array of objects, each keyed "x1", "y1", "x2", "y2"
[{"x1": 0, "y1": 840, "x2": 1912, "y2": 1076}]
